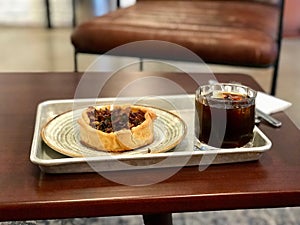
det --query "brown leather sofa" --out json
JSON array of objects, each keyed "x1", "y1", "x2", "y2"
[{"x1": 71, "y1": 0, "x2": 285, "y2": 95}]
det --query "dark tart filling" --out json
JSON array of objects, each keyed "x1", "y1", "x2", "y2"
[{"x1": 87, "y1": 106, "x2": 146, "y2": 133}]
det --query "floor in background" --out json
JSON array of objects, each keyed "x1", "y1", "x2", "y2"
[
  {"x1": 1, "y1": 207, "x2": 300, "y2": 224},
  {"x1": 0, "y1": 1, "x2": 299, "y2": 224}
]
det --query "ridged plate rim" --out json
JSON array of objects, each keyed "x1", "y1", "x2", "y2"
[{"x1": 41, "y1": 106, "x2": 187, "y2": 157}]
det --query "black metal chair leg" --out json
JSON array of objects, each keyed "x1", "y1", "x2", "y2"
[
  {"x1": 74, "y1": 50, "x2": 78, "y2": 72},
  {"x1": 271, "y1": 60, "x2": 279, "y2": 96},
  {"x1": 46, "y1": 0, "x2": 77, "y2": 28},
  {"x1": 139, "y1": 58, "x2": 144, "y2": 71},
  {"x1": 117, "y1": 0, "x2": 121, "y2": 8},
  {"x1": 143, "y1": 213, "x2": 173, "y2": 225},
  {"x1": 271, "y1": 0, "x2": 285, "y2": 96},
  {"x1": 45, "y1": 0, "x2": 51, "y2": 28},
  {"x1": 72, "y1": 0, "x2": 76, "y2": 27}
]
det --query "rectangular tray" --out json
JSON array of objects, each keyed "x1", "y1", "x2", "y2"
[{"x1": 30, "y1": 95, "x2": 272, "y2": 173}]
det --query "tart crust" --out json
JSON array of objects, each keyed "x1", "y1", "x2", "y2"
[{"x1": 77, "y1": 105, "x2": 157, "y2": 152}]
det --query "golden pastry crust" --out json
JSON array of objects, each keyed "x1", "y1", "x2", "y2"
[{"x1": 77, "y1": 105, "x2": 157, "y2": 152}]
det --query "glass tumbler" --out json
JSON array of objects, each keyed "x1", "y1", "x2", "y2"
[{"x1": 195, "y1": 83, "x2": 257, "y2": 148}]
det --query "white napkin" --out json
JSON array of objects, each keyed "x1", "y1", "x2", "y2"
[{"x1": 256, "y1": 91, "x2": 292, "y2": 115}]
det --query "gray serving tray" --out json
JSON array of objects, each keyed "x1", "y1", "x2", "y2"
[{"x1": 30, "y1": 95, "x2": 272, "y2": 173}]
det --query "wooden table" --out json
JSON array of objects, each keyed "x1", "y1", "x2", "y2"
[{"x1": 0, "y1": 72, "x2": 299, "y2": 224}]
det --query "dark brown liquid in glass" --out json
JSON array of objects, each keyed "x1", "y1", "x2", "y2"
[{"x1": 195, "y1": 92, "x2": 255, "y2": 148}]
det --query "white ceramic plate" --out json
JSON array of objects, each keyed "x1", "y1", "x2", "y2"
[{"x1": 41, "y1": 106, "x2": 187, "y2": 157}]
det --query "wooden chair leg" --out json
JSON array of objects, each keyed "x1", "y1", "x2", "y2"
[{"x1": 143, "y1": 213, "x2": 173, "y2": 225}]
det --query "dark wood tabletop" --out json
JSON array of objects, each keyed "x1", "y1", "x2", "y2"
[{"x1": 0, "y1": 72, "x2": 299, "y2": 224}]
